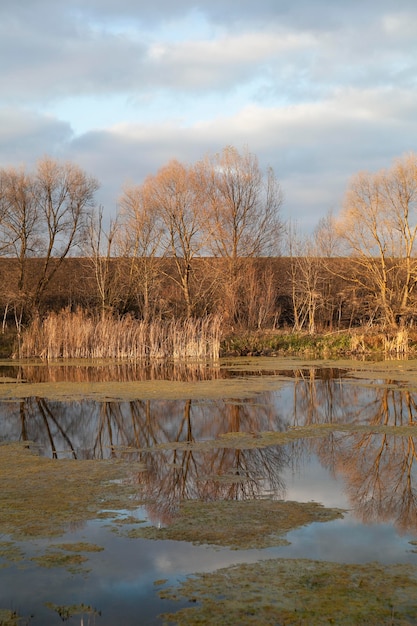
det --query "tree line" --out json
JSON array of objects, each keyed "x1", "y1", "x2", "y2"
[{"x1": 1, "y1": 147, "x2": 417, "y2": 333}]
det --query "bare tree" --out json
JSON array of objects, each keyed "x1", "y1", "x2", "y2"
[
  {"x1": 314, "y1": 210, "x2": 341, "y2": 258},
  {"x1": 118, "y1": 182, "x2": 164, "y2": 320},
  {"x1": 86, "y1": 206, "x2": 121, "y2": 315},
  {"x1": 143, "y1": 159, "x2": 208, "y2": 318},
  {"x1": 286, "y1": 223, "x2": 324, "y2": 334},
  {"x1": 0, "y1": 157, "x2": 98, "y2": 318},
  {"x1": 336, "y1": 153, "x2": 417, "y2": 327},
  {"x1": 0, "y1": 166, "x2": 40, "y2": 292},
  {"x1": 201, "y1": 146, "x2": 283, "y2": 326},
  {"x1": 204, "y1": 145, "x2": 283, "y2": 259}
]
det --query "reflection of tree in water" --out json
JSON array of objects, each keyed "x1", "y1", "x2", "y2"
[
  {"x1": 3, "y1": 361, "x2": 227, "y2": 384},
  {"x1": 7, "y1": 365, "x2": 417, "y2": 531},
  {"x1": 290, "y1": 367, "x2": 365, "y2": 427},
  {"x1": 8, "y1": 398, "x2": 80, "y2": 458},
  {"x1": 338, "y1": 432, "x2": 417, "y2": 534},
  {"x1": 330, "y1": 384, "x2": 417, "y2": 534},
  {"x1": 0, "y1": 390, "x2": 288, "y2": 524},
  {"x1": 289, "y1": 372, "x2": 417, "y2": 534},
  {"x1": 135, "y1": 397, "x2": 287, "y2": 524}
]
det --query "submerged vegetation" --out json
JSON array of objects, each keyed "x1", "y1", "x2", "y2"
[
  {"x1": 0, "y1": 442, "x2": 142, "y2": 541},
  {"x1": 123, "y1": 499, "x2": 344, "y2": 549},
  {"x1": 44, "y1": 603, "x2": 101, "y2": 622},
  {"x1": 2, "y1": 357, "x2": 417, "y2": 623},
  {"x1": 160, "y1": 558, "x2": 417, "y2": 625}
]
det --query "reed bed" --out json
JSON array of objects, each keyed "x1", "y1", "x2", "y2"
[
  {"x1": 383, "y1": 329, "x2": 409, "y2": 356},
  {"x1": 18, "y1": 309, "x2": 222, "y2": 361}
]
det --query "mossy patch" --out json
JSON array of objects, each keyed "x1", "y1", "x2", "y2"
[
  {"x1": 31, "y1": 551, "x2": 89, "y2": 574},
  {"x1": 0, "y1": 609, "x2": 24, "y2": 626},
  {"x1": 0, "y1": 376, "x2": 287, "y2": 402},
  {"x1": 45, "y1": 602, "x2": 100, "y2": 621},
  {"x1": 0, "y1": 542, "x2": 24, "y2": 568},
  {"x1": 51, "y1": 542, "x2": 104, "y2": 553},
  {"x1": 160, "y1": 558, "x2": 417, "y2": 625},
  {"x1": 137, "y1": 422, "x2": 417, "y2": 455},
  {"x1": 2, "y1": 356, "x2": 417, "y2": 402},
  {"x1": 0, "y1": 442, "x2": 143, "y2": 540},
  {"x1": 124, "y1": 499, "x2": 344, "y2": 549},
  {"x1": 410, "y1": 541, "x2": 417, "y2": 553}
]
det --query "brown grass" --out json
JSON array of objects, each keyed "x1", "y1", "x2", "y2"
[{"x1": 18, "y1": 309, "x2": 222, "y2": 361}]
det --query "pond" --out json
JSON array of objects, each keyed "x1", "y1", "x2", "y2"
[{"x1": 0, "y1": 358, "x2": 417, "y2": 624}]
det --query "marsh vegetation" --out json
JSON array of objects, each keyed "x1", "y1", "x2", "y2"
[
  {"x1": 2, "y1": 151, "x2": 417, "y2": 367},
  {"x1": 0, "y1": 357, "x2": 417, "y2": 624}
]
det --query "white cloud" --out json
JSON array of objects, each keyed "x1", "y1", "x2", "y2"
[{"x1": 0, "y1": 1, "x2": 416, "y2": 233}]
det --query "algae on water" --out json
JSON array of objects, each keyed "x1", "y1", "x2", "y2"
[
  {"x1": 0, "y1": 442, "x2": 143, "y2": 541},
  {"x1": 124, "y1": 499, "x2": 345, "y2": 549},
  {"x1": 160, "y1": 558, "x2": 417, "y2": 625}
]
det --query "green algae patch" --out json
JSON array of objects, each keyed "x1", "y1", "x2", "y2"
[
  {"x1": 3, "y1": 356, "x2": 417, "y2": 402},
  {"x1": 52, "y1": 542, "x2": 104, "y2": 553},
  {"x1": 0, "y1": 376, "x2": 286, "y2": 402},
  {"x1": 410, "y1": 541, "x2": 417, "y2": 553},
  {"x1": 140, "y1": 422, "x2": 417, "y2": 455},
  {"x1": 160, "y1": 558, "x2": 417, "y2": 625},
  {"x1": 0, "y1": 542, "x2": 24, "y2": 568},
  {"x1": 45, "y1": 602, "x2": 100, "y2": 621},
  {"x1": 125, "y1": 499, "x2": 344, "y2": 549},
  {"x1": 0, "y1": 442, "x2": 143, "y2": 540},
  {"x1": 0, "y1": 609, "x2": 23, "y2": 626},
  {"x1": 31, "y1": 551, "x2": 89, "y2": 574},
  {"x1": 112, "y1": 515, "x2": 147, "y2": 526}
]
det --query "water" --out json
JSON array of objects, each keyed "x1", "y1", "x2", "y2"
[{"x1": 0, "y1": 359, "x2": 416, "y2": 624}]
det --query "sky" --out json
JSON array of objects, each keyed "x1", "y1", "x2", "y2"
[{"x1": 1, "y1": 0, "x2": 416, "y2": 233}]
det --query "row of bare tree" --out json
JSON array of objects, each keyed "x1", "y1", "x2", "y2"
[
  {"x1": 288, "y1": 152, "x2": 417, "y2": 331},
  {"x1": 1, "y1": 147, "x2": 417, "y2": 331}
]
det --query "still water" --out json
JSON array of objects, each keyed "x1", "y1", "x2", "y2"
[{"x1": 0, "y1": 359, "x2": 416, "y2": 624}]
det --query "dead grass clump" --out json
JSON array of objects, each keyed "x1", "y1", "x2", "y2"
[
  {"x1": 349, "y1": 329, "x2": 409, "y2": 356},
  {"x1": 18, "y1": 309, "x2": 222, "y2": 361}
]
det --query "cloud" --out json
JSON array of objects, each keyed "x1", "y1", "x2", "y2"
[
  {"x1": 57, "y1": 84, "x2": 416, "y2": 231},
  {"x1": 0, "y1": 108, "x2": 73, "y2": 166},
  {"x1": 1, "y1": 0, "x2": 416, "y2": 112},
  {"x1": 0, "y1": 1, "x2": 416, "y2": 233},
  {"x1": 144, "y1": 31, "x2": 316, "y2": 93}
]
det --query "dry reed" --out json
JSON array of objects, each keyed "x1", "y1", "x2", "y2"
[
  {"x1": 18, "y1": 309, "x2": 222, "y2": 361},
  {"x1": 383, "y1": 329, "x2": 409, "y2": 356}
]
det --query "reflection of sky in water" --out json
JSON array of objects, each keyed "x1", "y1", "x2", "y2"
[
  {"x1": 280, "y1": 456, "x2": 417, "y2": 565},
  {"x1": 2, "y1": 452, "x2": 416, "y2": 625},
  {"x1": 1, "y1": 518, "x2": 290, "y2": 625},
  {"x1": 1, "y1": 363, "x2": 417, "y2": 623}
]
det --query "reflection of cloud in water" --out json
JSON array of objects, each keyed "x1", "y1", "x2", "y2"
[
  {"x1": 0, "y1": 518, "x2": 282, "y2": 625},
  {"x1": 279, "y1": 517, "x2": 416, "y2": 565},
  {"x1": 282, "y1": 455, "x2": 347, "y2": 508}
]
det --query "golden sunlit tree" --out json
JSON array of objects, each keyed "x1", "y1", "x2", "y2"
[
  {"x1": 142, "y1": 159, "x2": 209, "y2": 318},
  {"x1": 336, "y1": 152, "x2": 417, "y2": 328},
  {"x1": 118, "y1": 183, "x2": 164, "y2": 320},
  {"x1": 202, "y1": 145, "x2": 284, "y2": 327}
]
